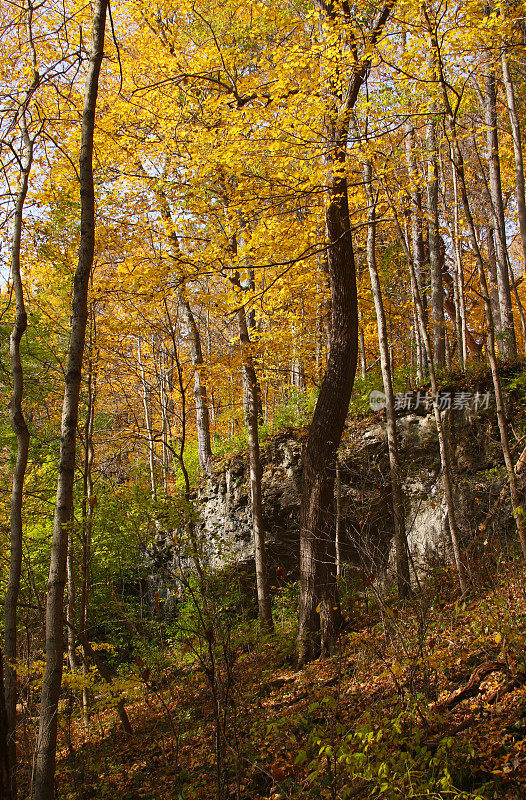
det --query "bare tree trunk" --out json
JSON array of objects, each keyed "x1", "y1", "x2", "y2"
[
  {"x1": 364, "y1": 161, "x2": 411, "y2": 597},
  {"x1": 298, "y1": 0, "x2": 395, "y2": 666},
  {"x1": 179, "y1": 300, "x2": 213, "y2": 474},
  {"x1": 237, "y1": 306, "x2": 273, "y2": 631},
  {"x1": 66, "y1": 530, "x2": 77, "y2": 673},
  {"x1": 405, "y1": 121, "x2": 428, "y2": 380},
  {"x1": 484, "y1": 61, "x2": 517, "y2": 360},
  {"x1": 382, "y1": 166, "x2": 469, "y2": 594},
  {"x1": 427, "y1": 115, "x2": 446, "y2": 369},
  {"x1": 0, "y1": 650, "x2": 12, "y2": 800},
  {"x1": 358, "y1": 307, "x2": 367, "y2": 381},
  {"x1": 451, "y1": 155, "x2": 468, "y2": 368},
  {"x1": 33, "y1": 3, "x2": 107, "y2": 797},
  {"x1": 486, "y1": 227, "x2": 502, "y2": 335},
  {"x1": 403, "y1": 229, "x2": 468, "y2": 594},
  {"x1": 137, "y1": 336, "x2": 156, "y2": 500},
  {"x1": 225, "y1": 246, "x2": 274, "y2": 631},
  {"x1": 502, "y1": 50, "x2": 526, "y2": 276},
  {"x1": 80, "y1": 319, "x2": 96, "y2": 731},
  {"x1": 335, "y1": 460, "x2": 341, "y2": 578},
  {"x1": 5, "y1": 115, "x2": 33, "y2": 800}
]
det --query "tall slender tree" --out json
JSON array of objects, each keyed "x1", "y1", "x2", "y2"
[
  {"x1": 33, "y1": 2, "x2": 108, "y2": 797},
  {"x1": 298, "y1": 0, "x2": 396, "y2": 665}
]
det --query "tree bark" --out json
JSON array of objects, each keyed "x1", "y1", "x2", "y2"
[
  {"x1": 237, "y1": 306, "x2": 273, "y2": 631},
  {"x1": 5, "y1": 114, "x2": 33, "y2": 800},
  {"x1": 405, "y1": 120, "x2": 428, "y2": 380},
  {"x1": 502, "y1": 50, "x2": 526, "y2": 276},
  {"x1": 451, "y1": 154, "x2": 468, "y2": 368},
  {"x1": 484, "y1": 61, "x2": 517, "y2": 359},
  {"x1": 298, "y1": 0, "x2": 396, "y2": 666},
  {"x1": 137, "y1": 336, "x2": 157, "y2": 499},
  {"x1": 486, "y1": 227, "x2": 502, "y2": 335},
  {"x1": 426, "y1": 115, "x2": 446, "y2": 369},
  {"x1": 364, "y1": 161, "x2": 411, "y2": 597},
  {"x1": 80, "y1": 316, "x2": 96, "y2": 731},
  {"x1": 179, "y1": 300, "x2": 213, "y2": 474},
  {"x1": 33, "y1": 3, "x2": 107, "y2": 798},
  {"x1": 0, "y1": 649, "x2": 12, "y2": 800}
]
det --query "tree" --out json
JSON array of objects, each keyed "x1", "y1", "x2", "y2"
[
  {"x1": 298, "y1": 0, "x2": 396, "y2": 665},
  {"x1": 33, "y1": 2, "x2": 108, "y2": 796}
]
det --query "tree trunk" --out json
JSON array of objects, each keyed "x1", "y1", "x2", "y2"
[
  {"x1": 5, "y1": 114, "x2": 33, "y2": 800},
  {"x1": 179, "y1": 300, "x2": 213, "y2": 474},
  {"x1": 0, "y1": 649, "x2": 12, "y2": 800},
  {"x1": 502, "y1": 50, "x2": 526, "y2": 276},
  {"x1": 298, "y1": 169, "x2": 356, "y2": 664},
  {"x1": 364, "y1": 161, "x2": 411, "y2": 597},
  {"x1": 484, "y1": 62, "x2": 517, "y2": 360},
  {"x1": 66, "y1": 528, "x2": 77, "y2": 673},
  {"x1": 137, "y1": 336, "x2": 157, "y2": 500},
  {"x1": 405, "y1": 120, "x2": 428, "y2": 380},
  {"x1": 400, "y1": 224, "x2": 468, "y2": 594},
  {"x1": 237, "y1": 307, "x2": 273, "y2": 631},
  {"x1": 80, "y1": 320, "x2": 96, "y2": 731},
  {"x1": 298, "y1": 0, "x2": 395, "y2": 666},
  {"x1": 451, "y1": 154, "x2": 468, "y2": 368},
  {"x1": 426, "y1": 115, "x2": 446, "y2": 369},
  {"x1": 486, "y1": 227, "x2": 502, "y2": 335},
  {"x1": 33, "y1": 3, "x2": 107, "y2": 798}
]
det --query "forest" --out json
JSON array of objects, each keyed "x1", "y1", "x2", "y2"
[{"x1": 2, "y1": 0, "x2": 526, "y2": 798}]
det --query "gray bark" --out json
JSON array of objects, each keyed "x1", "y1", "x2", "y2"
[
  {"x1": 137, "y1": 336, "x2": 157, "y2": 500},
  {"x1": 502, "y1": 51, "x2": 526, "y2": 280},
  {"x1": 33, "y1": 3, "x2": 107, "y2": 797},
  {"x1": 405, "y1": 121, "x2": 428, "y2": 379},
  {"x1": 5, "y1": 123, "x2": 33, "y2": 800},
  {"x1": 179, "y1": 300, "x2": 213, "y2": 474},
  {"x1": 0, "y1": 649, "x2": 12, "y2": 800},
  {"x1": 486, "y1": 227, "x2": 502, "y2": 335},
  {"x1": 484, "y1": 62, "x2": 517, "y2": 359},
  {"x1": 364, "y1": 161, "x2": 411, "y2": 597},
  {"x1": 451, "y1": 155, "x2": 468, "y2": 368},
  {"x1": 426, "y1": 115, "x2": 446, "y2": 369},
  {"x1": 237, "y1": 305, "x2": 273, "y2": 631},
  {"x1": 229, "y1": 240, "x2": 273, "y2": 631}
]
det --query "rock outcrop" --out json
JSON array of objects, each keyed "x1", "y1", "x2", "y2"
[{"x1": 196, "y1": 398, "x2": 514, "y2": 585}]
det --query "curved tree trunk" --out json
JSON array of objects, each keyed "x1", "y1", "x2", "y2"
[
  {"x1": 298, "y1": 168, "x2": 357, "y2": 664},
  {"x1": 298, "y1": 0, "x2": 395, "y2": 666},
  {"x1": 5, "y1": 110, "x2": 34, "y2": 799},
  {"x1": 33, "y1": 3, "x2": 107, "y2": 798}
]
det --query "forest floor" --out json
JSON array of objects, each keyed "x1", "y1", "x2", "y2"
[{"x1": 39, "y1": 561, "x2": 526, "y2": 800}]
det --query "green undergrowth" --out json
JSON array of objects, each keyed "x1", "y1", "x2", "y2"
[{"x1": 41, "y1": 561, "x2": 526, "y2": 800}]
